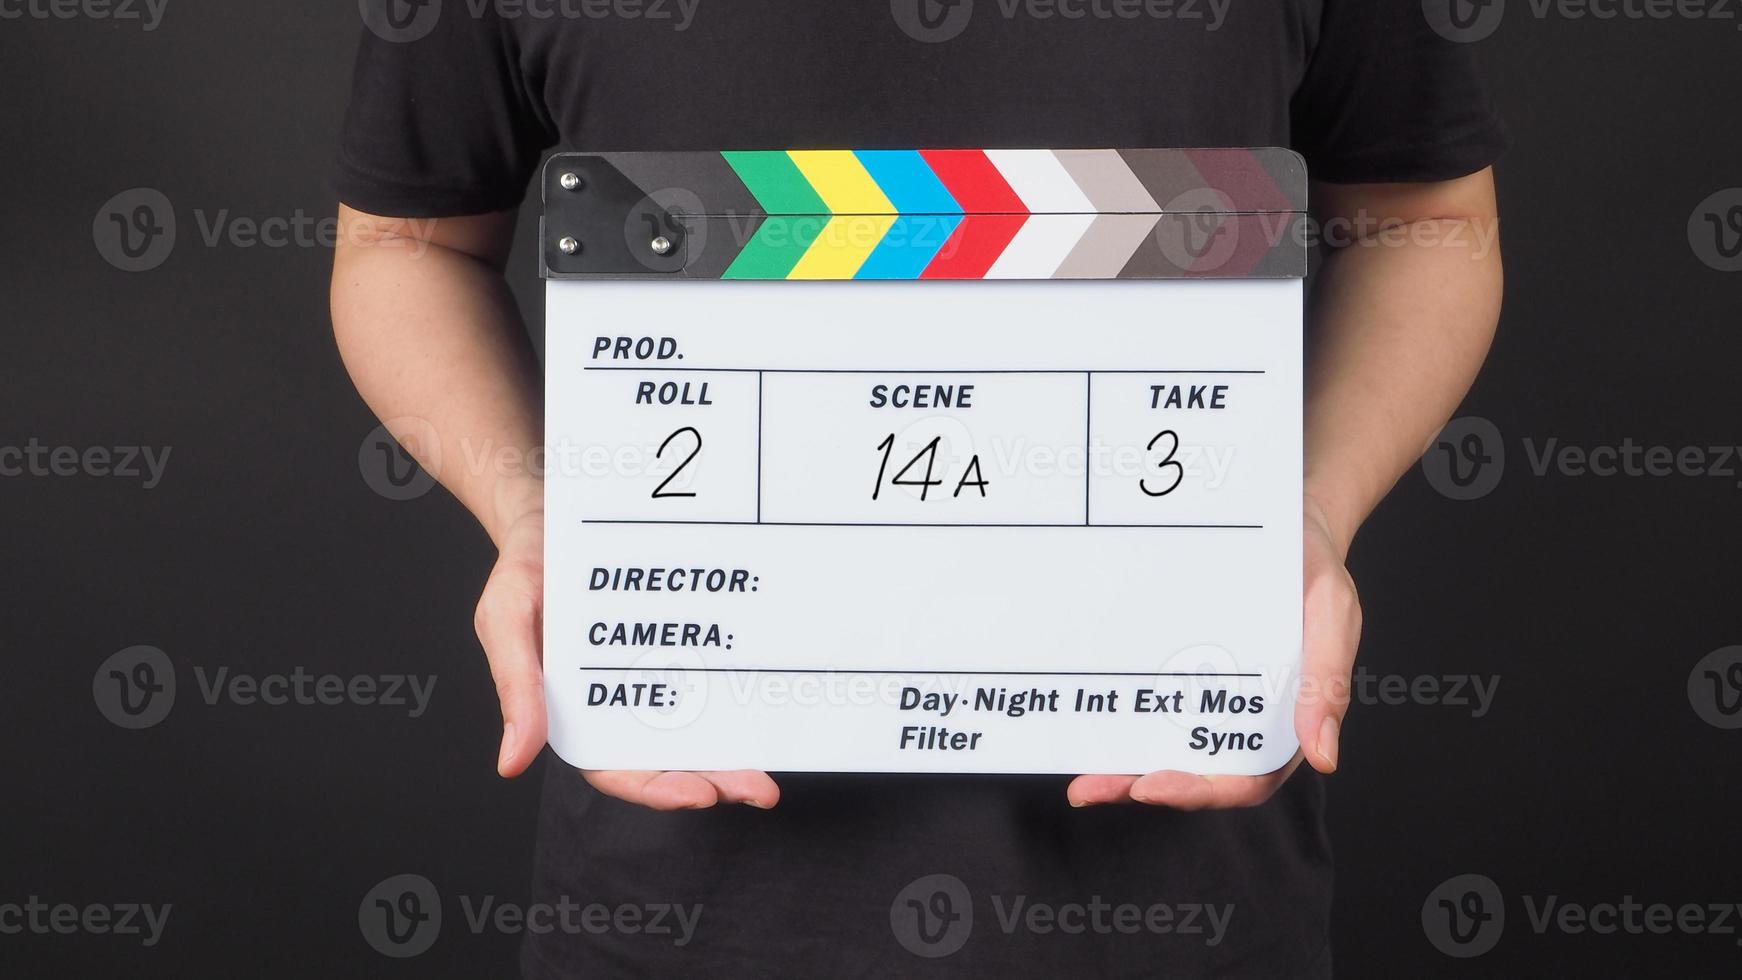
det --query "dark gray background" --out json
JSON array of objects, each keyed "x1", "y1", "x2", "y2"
[{"x1": 3, "y1": 1, "x2": 1739, "y2": 976}]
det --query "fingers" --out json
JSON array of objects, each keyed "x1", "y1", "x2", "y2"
[
  {"x1": 1130, "y1": 757, "x2": 1300, "y2": 810},
  {"x1": 1068, "y1": 755, "x2": 1303, "y2": 810},
  {"x1": 474, "y1": 569, "x2": 547, "y2": 779},
  {"x1": 1067, "y1": 774, "x2": 1139, "y2": 807},
  {"x1": 1297, "y1": 559, "x2": 1362, "y2": 775},
  {"x1": 583, "y1": 770, "x2": 781, "y2": 811}
]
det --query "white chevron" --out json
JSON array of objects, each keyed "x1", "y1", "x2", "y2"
[
  {"x1": 984, "y1": 213, "x2": 1097, "y2": 279},
  {"x1": 984, "y1": 149, "x2": 1094, "y2": 213}
]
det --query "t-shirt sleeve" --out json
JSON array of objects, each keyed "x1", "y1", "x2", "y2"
[
  {"x1": 331, "y1": 6, "x2": 556, "y2": 217},
  {"x1": 1290, "y1": 0, "x2": 1507, "y2": 184}
]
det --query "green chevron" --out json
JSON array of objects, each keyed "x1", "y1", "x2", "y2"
[
  {"x1": 720, "y1": 217, "x2": 828, "y2": 279},
  {"x1": 721, "y1": 151, "x2": 828, "y2": 215}
]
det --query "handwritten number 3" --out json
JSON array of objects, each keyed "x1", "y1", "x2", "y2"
[
  {"x1": 1141, "y1": 430, "x2": 1184, "y2": 497},
  {"x1": 652, "y1": 426, "x2": 701, "y2": 499}
]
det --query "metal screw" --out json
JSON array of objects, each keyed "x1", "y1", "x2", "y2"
[
  {"x1": 650, "y1": 236, "x2": 673, "y2": 256},
  {"x1": 557, "y1": 236, "x2": 580, "y2": 255},
  {"x1": 559, "y1": 172, "x2": 582, "y2": 191}
]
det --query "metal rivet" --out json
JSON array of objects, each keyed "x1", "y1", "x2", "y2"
[
  {"x1": 557, "y1": 236, "x2": 580, "y2": 255},
  {"x1": 650, "y1": 236, "x2": 673, "y2": 256},
  {"x1": 559, "y1": 172, "x2": 582, "y2": 191}
]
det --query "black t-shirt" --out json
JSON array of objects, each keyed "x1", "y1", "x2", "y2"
[{"x1": 333, "y1": 3, "x2": 1503, "y2": 976}]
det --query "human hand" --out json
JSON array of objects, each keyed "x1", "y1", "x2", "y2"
[
  {"x1": 474, "y1": 509, "x2": 779, "y2": 810},
  {"x1": 1066, "y1": 495, "x2": 1360, "y2": 808}
]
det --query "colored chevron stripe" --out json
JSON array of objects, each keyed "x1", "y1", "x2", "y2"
[
  {"x1": 720, "y1": 217, "x2": 824, "y2": 280},
  {"x1": 787, "y1": 150, "x2": 895, "y2": 214},
  {"x1": 857, "y1": 214, "x2": 963, "y2": 279},
  {"x1": 853, "y1": 150, "x2": 960, "y2": 214},
  {"x1": 919, "y1": 150, "x2": 1026, "y2": 212},
  {"x1": 720, "y1": 151, "x2": 827, "y2": 215},
  {"x1": 559, "y1": 149, "x2": 1306, "y2": 280}
]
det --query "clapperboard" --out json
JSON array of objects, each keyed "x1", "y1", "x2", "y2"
[{"x1": 541, "y1": 148, "x2": 1306, "y2": 775}]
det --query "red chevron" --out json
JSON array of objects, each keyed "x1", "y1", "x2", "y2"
[
  {"x1": 920, "y1": 215, "x2": 1027, "y2": 279},
  {"x1": 919, "y1": 150, "x2": 1027, "y2": 213},
  {"x1": 917, "y1": 150, "x2": 1027, "y2": 277}
]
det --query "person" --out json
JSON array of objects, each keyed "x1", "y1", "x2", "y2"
[{"x1": 329, "y1": 1, "x2": 1503, "y2": 974}]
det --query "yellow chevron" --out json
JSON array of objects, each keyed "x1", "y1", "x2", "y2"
[
  {"x1": 786, "y1": 214, "x2": 899, "y2": 279},
  {"x1": 786, "y1": 150, "x2": 896, "y2": 214}
]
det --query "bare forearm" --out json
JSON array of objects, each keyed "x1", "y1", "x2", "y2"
[
  {"x1": 1304, "y1": 183, "x2": 1503, "y2": 556},
  {"x1": 330, "y1": 212, "x2": 542, "y2": 545}
]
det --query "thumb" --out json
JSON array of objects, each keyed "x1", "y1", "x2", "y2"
[
  {"x1": 475, "y1": 580, "x2": 548, "y2": 778},
  {"x1": 1296, "y1": 563, "x2": 1360, "y2": 774}
]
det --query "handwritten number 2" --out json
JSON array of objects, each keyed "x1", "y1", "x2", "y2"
[{"x1": 652, "y1": 426, "x2": 701, "y2": 499}]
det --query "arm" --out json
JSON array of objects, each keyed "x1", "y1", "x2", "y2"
[
  {"x1": 330, "y1": 205, "x2": 778, "y2": 809},
  {"x1": 1069, "y1": 167, "x2": 1503, "y2": 807}
]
